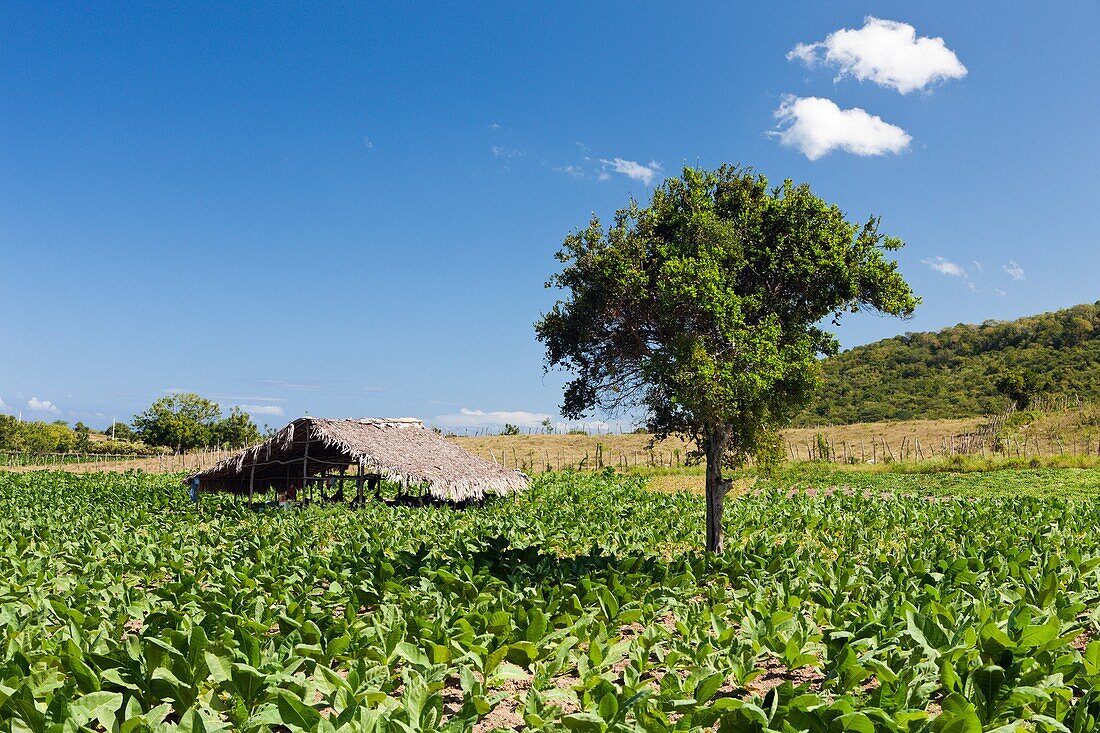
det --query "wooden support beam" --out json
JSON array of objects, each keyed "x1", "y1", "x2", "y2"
[{"x1": 301, "y1": 431, "x2": 309, "y2": 503}]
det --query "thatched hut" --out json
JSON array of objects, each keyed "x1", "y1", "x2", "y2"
[{"x1": 185, "y1": 417, "x2": 528, "y2": 504}]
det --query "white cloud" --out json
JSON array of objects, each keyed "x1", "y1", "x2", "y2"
[
  {"x1": 789, "y1": 17, "x2": 967, "y2": 94},
  {"x1": 1003, "y1": 261, "x2": 1025, "y2": 281},
  {"x1": 27, "y1": 397, "x2": 61, "y2": 415},
  {"x1": 363, "y1": 136, "x2": 374, "y2": 149},
  {"x1": 772, "y1": 96, "x2": 910, "y2": 160},
  {"x1": 922, "y1": 256, "x2": 967, "y2": 277},
  {"x1": 433, "y1": 408, "x2": 551, "y2": 428},
  {"x1": 236, "y1": 404, "x2": 285, "y2": 417},
  {"x1": 488, "y1": 122, "x2": 501, "y2": 130},
  {"x1": 599, "y1": 158, "x2": 661, "y2": 185},
  {"x1": 923, "y1": 258, "x2": 1012, "y2": 296},
  {"x1": 491, "y1": 145, "x2": 523, "y2": 159},
  {"x1": 787, "y1": 42, "x2": 819, "y2": 66},
  {"x1": 553, "y1": 164, "x2": 585, "y2": 178},
  {"x1": 0, "y1": 396, "x2": 8, "y2": 412}
]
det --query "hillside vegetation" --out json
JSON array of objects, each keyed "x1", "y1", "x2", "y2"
[{"x1": 800, "y1": 301, "x2": 1100, "y2": 424}]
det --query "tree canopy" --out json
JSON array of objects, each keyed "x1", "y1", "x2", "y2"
[
  {"x1": 132, "y1": 393, "x2": 261, "y2": 450},
  {"x1": 537, "y1": 165, "x2": 918, "y2": 551}
]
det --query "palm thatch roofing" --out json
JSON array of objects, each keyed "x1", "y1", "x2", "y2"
[{"x1": 186, "y1": 417, "x2": 528, "y2": 502}]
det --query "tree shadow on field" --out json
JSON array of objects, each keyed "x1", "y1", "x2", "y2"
[{"x1": 391, "y1": 535, "x2": 713, "y2": 594}]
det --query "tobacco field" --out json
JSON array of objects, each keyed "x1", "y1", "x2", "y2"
[{"x1": 2, "y1": 470, "x2": 1100, "y2": 732}]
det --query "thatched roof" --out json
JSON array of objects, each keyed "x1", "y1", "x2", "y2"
[{"x1": 186, "y1": 417, "x2": 528, "y2": 502}]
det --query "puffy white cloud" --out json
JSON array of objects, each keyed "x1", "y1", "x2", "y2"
[
  {"x1": 772, "y1": 96, "x2": 911, "y2": 160},
  {"x1": 789, "y1": 17, "x2": 967, "y2": 94},
  {"x1": 1003, "y1": 261, "x2": 1025, "y2": 281},
  {"x1": 236, "y1": 404, "x2": 285, "y2": 417},
  {"x1": 433, "y1": 408, "x2": 551, "y2": 428},
  {"x1": 599, "y1": 158, "x2": 661, "y2": 185},
  {"x1": 923, "y1": 256, "x2": 967, "y2": 277},
  {"x1": 27, "y1": 397, "x2": 61, "y2": 415}
]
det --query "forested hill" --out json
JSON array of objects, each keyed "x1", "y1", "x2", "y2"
[{"x1": 798, "y1": 301, "x2": 1100, "y2": 425}]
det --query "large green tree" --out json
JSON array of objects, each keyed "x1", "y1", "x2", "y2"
[
  {"x1": 536, "y1": 165, "x2": 918, "y2": 552},
  {"x1": 133, "y1": 393, "x2": 261, "y2": 451},
  {"x1": 133, "y1": 393, "x2": 220, "y2": 450}
]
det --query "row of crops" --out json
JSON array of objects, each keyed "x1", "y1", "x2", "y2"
[{"x1": 1, "y1": 469, "x2": 1099, "y2": 731}]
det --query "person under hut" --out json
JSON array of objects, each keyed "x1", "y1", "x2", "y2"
[{"x1": 324, "y1": 476, "x2": 345, "y2": 503}]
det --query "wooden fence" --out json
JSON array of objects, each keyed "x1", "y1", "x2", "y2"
[{"x1": 1, "y1": 447, "x2": 243, "y2": 473}]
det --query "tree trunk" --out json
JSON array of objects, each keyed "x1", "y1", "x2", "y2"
[{"x1": 704, "y1": 426, "x2": 733, "y2": 553}]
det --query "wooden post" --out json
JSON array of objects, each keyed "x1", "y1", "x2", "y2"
[
  {"x1": 302, "y1": 431, "x2": 309, "y2": 502},
  {"x1": 248, "y1": 462, "x2": 255, "y2": 510}
]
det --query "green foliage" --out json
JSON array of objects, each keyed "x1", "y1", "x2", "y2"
[
  {"x1": 538, "y1": 163, "x2": 917, "y2": 453},
  {"x1": 103, "y1": 420, "x2": 139, "y2": 442},
  {"x1": 22, "y1": 420, "x2": 75, "y2": 453},
  {"x1": 133, "y1": 393, "x2": 221, "y2": 450},
  {"x1": 801, "y1": 301, "x2": 1100, "y2": 424},
  {"x1": 752, "y1": 431, "x2": 786, "y2": 478},
  {"x1": 0, "y1": 417, "x2": 75, "y2": 453},
  {"x1": 501, "y1": 423, "x2": 522, "y2": 436},
  {"x1": 0, "y1": 416, "x2": 159, "y2": 457},
  {"x1": 536, "y1": 164, "x2": 917, "y2": 550},
  {"x1": 996, "y1": 368, "x2": 1048, "y2": 410},
  {"x1": 0, "y1": 415, "x2": 19, "y2": 450},
  {"x1": 74, "y1": 422, "x2": 91, "y2": 452},
  {"x1": 133, "y1": 394, "x2": 262, "y2": 450},
  {"x1": 84, "y1": 439, "x2": 164, "y2": 456},
  {"x1": 212, "y1": 407, "x2": 263, "y2": 449},
  {"x1": 2, "y1": 469, "x2": 1100, "y2": 730},
  {"x1": 770, "y1": 462, "x2": 1100, "y2": 498}
]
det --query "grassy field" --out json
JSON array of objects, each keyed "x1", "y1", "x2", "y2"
[
  {"x1": 455, "y1": 406, "x2": 1100, "y2": 473},
  {"x1": 3, "y1": 466, "x2": 1100, "y2": 731},
  {"x1": 451, "y1": 417, "x2": 987, "y2": 472}
]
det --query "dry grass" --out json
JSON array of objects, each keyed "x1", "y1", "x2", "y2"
[
  {"x1": 451, "y1": 417, "x2": 985, "y2": 471},
  {"x1": 645, "y1": 474, "x2": 757, "y2": 495}
]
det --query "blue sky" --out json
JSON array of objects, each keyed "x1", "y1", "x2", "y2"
[{"x1": 2, "y1": 3, "x2": 1097, "y2": 431}]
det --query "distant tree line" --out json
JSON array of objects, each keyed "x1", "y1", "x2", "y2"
[
  {"x1": 798, "y1": 301, "x2": 1100, "y2": 425},
  {"x1": 0, "y1": 392, "x2": 265, "y2": 454},
  {"x1": 0, "y1": 416, "x2": 158, "y2": 455}
]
